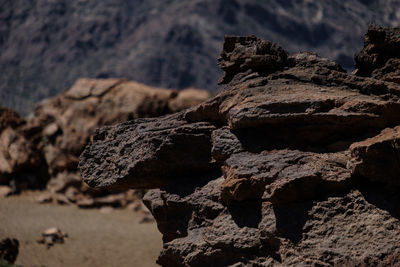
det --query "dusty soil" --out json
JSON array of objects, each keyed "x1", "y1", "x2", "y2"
[{"x1": 0, "y1": 192, "x2": 162, "y2": 267}]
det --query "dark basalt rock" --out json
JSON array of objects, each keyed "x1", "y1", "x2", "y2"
[
  {"x1": 355, "y1": 24, "x2": 400, "y2": 81},
  {"x1": 0, "y1": 238, "x2": 19, "y2": 264},
  {"x1": 80, "y1": 114, "x2": 216, "y2": 190},
  {"x1": 349, "y1": 126, "x2": 400, "y2": 187},
  {"x1": 80, "y1": 28, "x2": 400, "y2": 266}
]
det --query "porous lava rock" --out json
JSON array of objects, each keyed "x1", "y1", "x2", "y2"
[{"x1": 80, "y1": 27, "x2": 400, "y2": 266}]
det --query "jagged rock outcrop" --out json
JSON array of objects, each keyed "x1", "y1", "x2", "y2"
[
  {"x1": 80, "y1": 26, "x2": 400, "y2": 266},
  {"x1": 355, "y1": 24, "x2": 400, "y2": 83}
]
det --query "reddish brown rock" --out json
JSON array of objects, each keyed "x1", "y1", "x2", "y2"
[
  {"x1": 349, "y1": 126, "x2": 400, "y2": 187},
  {"x1": 221, "y1": 150, "x2": 351, "y2": 204},
  {"x1": 80, "y1": 28, "x2": 400, "y2": 266}
]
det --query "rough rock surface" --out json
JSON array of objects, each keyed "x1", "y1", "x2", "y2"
[
  {"x1": 355, "y1": 24, "x2": 400, "y2": 82},
  {"x1": 80, "y1": 27, "x2": 400, "y2": 266},
  {"x1": 3, "y1": 0, "x2": 400, "y2": 115}
]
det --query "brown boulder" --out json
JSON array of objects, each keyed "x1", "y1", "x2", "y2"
[{"x1": 349, "y1": 126, "x2": 400, "y2": 187}]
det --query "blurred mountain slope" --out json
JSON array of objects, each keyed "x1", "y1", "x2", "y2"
[{"x1": 1, "y1": 0, "x2": 400, "y2": 115}]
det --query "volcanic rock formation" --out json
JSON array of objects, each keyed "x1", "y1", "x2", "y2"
[{"x1": 80, "y1": 26, "x2": 400, "y2": 266}]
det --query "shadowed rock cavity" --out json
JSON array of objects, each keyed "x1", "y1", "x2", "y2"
[{"x1": 80, "y1": 26, "x2": 400, "y2": 266}]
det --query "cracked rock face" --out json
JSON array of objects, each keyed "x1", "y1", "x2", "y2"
[{"x1": 80, "y1": 26, "x2": 400, "y2": 266}]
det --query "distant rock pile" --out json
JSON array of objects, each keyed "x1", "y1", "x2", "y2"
[
  {"x1": 0, "y1": 79, "x2": 209, "y2": 212},
  {"x1": 80, "y1": 25, "x2": 400, "y2": 266}
]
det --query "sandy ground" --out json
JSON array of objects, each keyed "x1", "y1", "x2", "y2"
[{"x1": 0, "y1": 192, "x2": 162, "y2": 267}]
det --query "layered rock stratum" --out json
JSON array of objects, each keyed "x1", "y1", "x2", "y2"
[
  {"x1": 2, "y1": 0, "x2": 400, "y2": 115},
  {"x1": 80, "y1": 25, "x2": 400, "y2": 266}
]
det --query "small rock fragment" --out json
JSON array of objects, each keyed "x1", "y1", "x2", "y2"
[
  {"x1": 0, "y1": 238, "x2": 19, "y2": 264},
  {"x1": 37, "y1": 228, "x2": 67, "y2": 248}
]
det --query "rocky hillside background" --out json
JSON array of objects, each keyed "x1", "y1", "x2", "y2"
[{"x1": 2, "y1": 0, "x2": 400, "y2": 115}]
